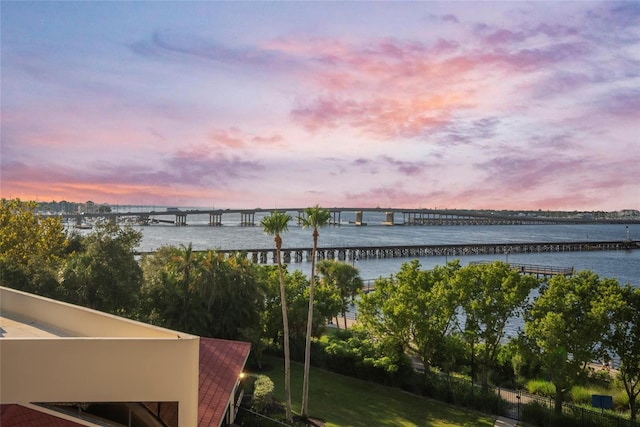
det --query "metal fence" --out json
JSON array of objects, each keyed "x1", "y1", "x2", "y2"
[{"x1": 431, "y1": 372, "x2": 638, "y2": 427}]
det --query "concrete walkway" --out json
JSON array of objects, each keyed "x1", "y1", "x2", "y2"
[{"x1": 494, "y1": 416, "x2": 518, "y2": 427}]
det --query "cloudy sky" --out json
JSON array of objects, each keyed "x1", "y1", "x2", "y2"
[{"x1": 1, "y1": 1, "x2": 639, "y2": 210}]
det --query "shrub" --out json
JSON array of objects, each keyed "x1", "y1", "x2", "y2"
[
  {"x1": 527, "y1": 379, "x2": 556, "y2": 398},
  {"x1": 569, "y1": 386, "x2": 593, "y2": 405},
  {"x1": 613, "y1": 389, "x2": 629, "y2": 412},
  {"x1": 251, "y1": 375, "x2": 274, "y2": 413},
  {"x1": 314, "y1": 328, "x2": 414, "y2": 388}
]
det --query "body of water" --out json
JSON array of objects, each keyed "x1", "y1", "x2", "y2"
[{"x1": 125, "y1": 212, "x2": 639, "y2": 287}]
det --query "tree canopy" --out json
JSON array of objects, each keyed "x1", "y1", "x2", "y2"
[
  {"x1": 139, "y1": 244, "x2": 264, "y2": 341},
  {"x1": 60, "y1": 222, "x2": 142, "y2": 315},
  {"x1": 604, "y1": 284, "x2": 640, "y2": 420},
  {"x1": 454, "y1": 261, "x2": 539, "y2": 388},
  {"x1": 525, "y1": 270, "x2": 621, "y2": 414},
  {"x1": 317, "y1": 259, "x2": 363, "y2": 329},
  {"x1": 358, "y1": 259, "x2": 462, "y2": 374},
  {"x1": 0, "y1": 198, "x2": 68, "y2": 296}
]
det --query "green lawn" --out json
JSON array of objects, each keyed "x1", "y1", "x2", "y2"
[{"x1": 250, "y1": 356, "x2": 496, "y2": 427}]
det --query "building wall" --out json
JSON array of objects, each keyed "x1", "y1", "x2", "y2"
[{"x1": 1, "y1": 288, "x2": 200, "y2": 426}]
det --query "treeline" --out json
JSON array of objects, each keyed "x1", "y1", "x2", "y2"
[
  {"x1": 35, "y1": 200, "x2": 112, "y2": 214},
  {"x1": 1, "y1": 198, "x2": 639, "y2": 423}
]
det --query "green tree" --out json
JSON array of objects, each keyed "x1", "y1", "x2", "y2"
[
  {"x1": 312, "y1": 277, "x2": 343, "y2": 329},
  {"x1": 162, "y1": 244, "x2": 210, "y2": 335},
  {"x1": 320, "y1": 327, "x2": 413, "y2": 386},
  {"x1": 140, "y1": 246, "x2": 264, "y2": 341},
  {"x1": 357, "y1": 260, "x2": 462, "y2": 375},
  {"x1": 60, "y1": 222, "x2": 142, "y2": 316},
  {"x1": 317, "y1": 260, "x2": 363, "y2": 329},
  {"x1": 139, "y1": 245, "x2": 184, "y2": 325},
  {"x1": 454, "y1": 261, "x2": 539, "y2": 389},
  {"x1": 260, "y1": 210, "x2": 293, "y2": 423},
  {"x1": 202, "y1": 251, "x2": 264, "y2": 340},
  {"x1": 263, "y1": 268, "x2": 317, "y2": 356},
  {"x1": 298, "y1": 205, "x2": 331, "y2": 419},
  {"x1": 525, "y1": 270, "x2": 620, "y2": 414},
  {"x1": 605, "y1": 284, "x2": 640, "y2": 420},
  {"x1": 0, "y1": 198, "x2": 67, "y2": 297}
]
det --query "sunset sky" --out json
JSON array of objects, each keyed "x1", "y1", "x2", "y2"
[{"x1": 1, "y1": 1, "x2": 639, "y2": 210}]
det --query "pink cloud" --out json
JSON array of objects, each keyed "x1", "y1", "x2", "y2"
[
  {"x1": 207, "y1": 127, "x2": 287, "y2": 150},
  {"x1": 291, "y1": 94, "x2": 462, "y2": 139},
  {"x1": 208, "y1": 128, "x2": 245, "y2": 148},
  {"x1": 252, "y1": 134, "x2": 286, "y2": 147}
]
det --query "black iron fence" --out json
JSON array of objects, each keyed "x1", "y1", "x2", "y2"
[{"x1": 427, "y1": 372, "x2": 638, "y2": 427}]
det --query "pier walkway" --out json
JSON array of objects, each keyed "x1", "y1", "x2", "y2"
[
  {"x1": 135, "y1": 240, "x2": 639, "y2": 265},
  {"x1": 360, "y1": 261, "x2": 573, "y2": 293},
  {"x1": 470, "y1": 261, "x2": 574, "y2": 278}
]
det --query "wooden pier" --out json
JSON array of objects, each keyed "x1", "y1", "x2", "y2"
[
  {"x1": 359, "y1": 260, "x2": 574, "y2": 294},
  {"x1": 470, "y1": 261, "x2": 574, "y2": 278},
  {"x1": 192, "y1": 240, "x2": 638, "y2": 265}
]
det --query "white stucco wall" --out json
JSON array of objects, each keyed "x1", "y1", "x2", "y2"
[{"x1": 0, "y1": 287, "x2": 200, "y2": 426}]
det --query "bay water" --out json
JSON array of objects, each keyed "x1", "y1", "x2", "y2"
[{"x1": 129, "y1": 211, "x2": 639, "y2": 287}]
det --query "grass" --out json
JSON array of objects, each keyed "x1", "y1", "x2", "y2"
[{"x1": 249, "y1": 356, "x2": 496, "y2": 427}]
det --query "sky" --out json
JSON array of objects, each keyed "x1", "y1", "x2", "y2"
[{"x1": 1, "y1": 1, "x2": 639, "y2": 211}]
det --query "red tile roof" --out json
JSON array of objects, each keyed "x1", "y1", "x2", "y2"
[
  {"x1": 198, "y1": 338, "x2": 251, "y2": 427},
  {"x1": 0, "y1": 405, "x2": 83, "y2": 427}
]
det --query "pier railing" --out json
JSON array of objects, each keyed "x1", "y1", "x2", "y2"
[
  {"x1": 219, "y1": 240, "x2": 636, "y2": 265},
  {"x1": 470, "y1": 261, "x2": 574, "y2": 277},
  {"x1": 135, "y1": 240, "x2": 638, "y2": 265}
]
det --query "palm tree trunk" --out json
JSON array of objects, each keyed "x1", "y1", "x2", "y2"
[
  {"x1": 276, "y1": 241, "x2": 292, "y2": 422},
  {"x1": 301, "y1": 231, "x2": 318, "y2": 419}
]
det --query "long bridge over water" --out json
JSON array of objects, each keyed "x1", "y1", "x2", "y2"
[{"x1": 64, "y1": 207, "x2": 640, "y2": 227}]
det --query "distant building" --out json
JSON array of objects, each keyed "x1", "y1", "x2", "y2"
[
  {"x1": 78, "y1": 200, "x2": 96, "y2": 214},
  {"x1": 0, "y1": 287, "x2": 251, "y2": 426},
  {"x1": 618, "y1": 209, "x2": 640, "y2": 218}
]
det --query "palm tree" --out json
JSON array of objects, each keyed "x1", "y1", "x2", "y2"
[
  {"x1": 298, "y1": 205, "x2": 331, "y2": 419},
  {"x1": 166, "y1": 244, "x2": 209, "y2": 335},
  {"x1": 260, "y1": 211, "x2": 293, "y2": 423}
]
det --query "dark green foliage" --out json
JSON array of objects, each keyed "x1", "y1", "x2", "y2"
[
  {"x1": 421, "y1": 373, "x2": 507, "y2": 416},
  {"x1": 0, "y1": 258, "x2": 62, "y2": 299},
  {"x1": 604, "y1": 284, "x2": 640, "y2": 421},
  {"x1": 139, "y1": 245, "x2": 264, "y2": 342},
  {"x1": 522, "y1": 401, "x2": 552, "y2": 427},
  {"x1": 262, "y1": 267, "x2": 339, "y2": 355},
  {"x1": 455, "y1": 261, "x2": 540, "y2": 389},
  {"x1": 520, "y1": 400, "x2": 632, "y2": 427},
  {"x1": 313, "y1": 328, "x2": 414, "y2": 387},
  {"x1": 316, "y1": 259, "x2": 362, "y2": 328},
  {"x1": 525, "y1": 270, "x2": 622, "y2": 415},
  {"x1": 60, "y1": 222, "x2": 142, "y2": 315},
  {"x1": 431, "y1": 332, "x2": 470, "y2": 374},
  {"x1": 357, "y1": 259, "x2": 462, "y2": 375}
]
